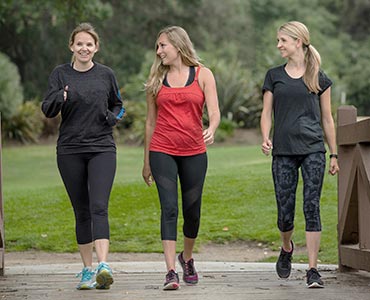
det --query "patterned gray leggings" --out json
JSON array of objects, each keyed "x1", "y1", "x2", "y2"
[{"x1": 272, "y1": 152, "x2": 326, "y2": 232}]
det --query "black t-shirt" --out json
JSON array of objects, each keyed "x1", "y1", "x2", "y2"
[
  {"x1": 42, "y1": 62, "x2": 123, "y2": 155},
  {"x1": 262, "y1": 64, "x2": 332, "y2": 156}
]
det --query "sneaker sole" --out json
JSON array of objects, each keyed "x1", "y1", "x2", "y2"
[
  {"x1": 96, "y1": 270, "x2": 114, "y2": 289},
  {"x1": 77, "y1": 284, "x2": 95, "y2": 290},
  {"x1": 276, "y1": 273, "x2": 290, "y2": 279},
  {"x1": 96, "y1": 284, "x2": 111, "y2": 290},
  {"x1": 183, "y1": 278, "x2": 198, "y2": 285},
  {"x1": 307, "y1": 282, "x2": 324, "y2": 288},
  {"x1": 163, "y1": 282, "x2": 180, "y2": 290},
  {"x1": 276, "y1": 267, "x2": 291, "y2": 279}
]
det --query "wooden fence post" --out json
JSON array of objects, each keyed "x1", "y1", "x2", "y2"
[{"x1": 337, "y1": 105, "x2": 370, "y2": 272}]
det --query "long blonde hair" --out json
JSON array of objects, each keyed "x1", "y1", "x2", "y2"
[
  {"x1": 145, "y1": 26, "x2": 202, "y2": 97},
  {"x1": 69, "y1": 23, "x2": 100, "y2": 63},
  {"x1": 279, "y1": 21, "x2": 321, "y2": 94}
]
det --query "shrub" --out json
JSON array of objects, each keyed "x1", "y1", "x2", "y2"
[
  {"x1": 0, "y1": 52, "x2": 23, "y2": 120},
  {"x1": 215, "y1": 117, "x2": 238, "y2": 142},
  {"x1": 117, "y1": 100, "x2": 146, "y2": 145},
  {"x1": 3, "y1": 101, "x2": 43, "y2": 144},
  {"x1": 202, "y1": 54, "x2": 262, "y2": 129}
]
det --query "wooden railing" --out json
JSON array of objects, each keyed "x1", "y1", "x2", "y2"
[
  {"x1": 337, "y1": 105, "x2": 370, "y2": 272},
  {"x1": 0, "y1": 114, "x2": 4, "y2": 275}
]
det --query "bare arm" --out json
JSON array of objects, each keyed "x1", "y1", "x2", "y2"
[
  {"x1": 199, "y1": 67, "x2": 220, "y2": 145},
  {"x1": 320, "y1": 87, "x2": 339, "y2": 175},
  {"x1": 260, "y1": 90, "x2": 274, "y2": 155},
  {"x1": 142, "y1": 92, "x2": 157, "y2": 186}
]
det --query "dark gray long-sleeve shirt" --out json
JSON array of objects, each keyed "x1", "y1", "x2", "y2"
[{"x1": 42, "y1": 62, "x2": 123, "y2": 154}]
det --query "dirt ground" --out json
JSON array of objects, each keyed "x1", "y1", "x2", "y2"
[{"x1": 4, "y1": 241, "x2": 308, "y2": 266}]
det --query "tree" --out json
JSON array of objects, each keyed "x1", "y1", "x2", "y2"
[
  {"x1": 0, "y1": 0, "x2": 112, "y2": 99},
  {"x1": 341, "y1": 0, "x2": 370, "y2": 40},
  {"x1": 344, "y1": 38, "x2": 370, "y2": 115}
]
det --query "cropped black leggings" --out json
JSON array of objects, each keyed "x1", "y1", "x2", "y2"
[
  {"x1": 149, "y1": 151, "x2": 208, "y2": 241},
  {"x1": 57, "y1": 152, "x2": 116, "y2": 244},
  {"x1": 272, "y1": 152, "x2": 326, "y2": 232}
]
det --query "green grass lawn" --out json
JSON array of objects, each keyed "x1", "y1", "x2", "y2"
[{"x1": 2, "y1": 144, "x2": 339, "y2": 264}]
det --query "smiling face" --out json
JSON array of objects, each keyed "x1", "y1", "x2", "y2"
[
  {"x1": 70, "y1": 31, "x2": 99, "y2": 67},
  {"x1": 156, "y1": 33, "x2": 180, "y2": 66},
  {"x1": 276, "y1": 31, "x2": 300, "y2": 59}
]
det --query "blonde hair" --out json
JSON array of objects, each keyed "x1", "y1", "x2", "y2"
[
  {"x1": 145, "y1": 26, "x2": 202, "y2": 97},
  {"x1": 279, "y1": 21, "x2": 321, "y2": 94},
  {"x1": 69, "y1": 23, "x2": 100, "y2": 63}
]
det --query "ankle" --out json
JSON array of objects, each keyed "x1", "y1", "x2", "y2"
[
  {"x1": 282, "y1": 240, "x2": 294, "y2": 253},
  {"x1": 182, "y1": 251, "x2": 193, "y2": 262}
]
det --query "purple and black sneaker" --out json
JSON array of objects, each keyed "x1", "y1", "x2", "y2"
[{"x1": 178, "y1": 251, "x2": 198, "y2": 285}]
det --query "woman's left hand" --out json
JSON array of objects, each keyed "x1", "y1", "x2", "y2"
[{"x1": 203, "y1": 128, "x2": 215, "y2": 145}]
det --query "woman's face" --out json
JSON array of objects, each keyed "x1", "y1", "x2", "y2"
[
  {"x1": 276, "y1": 31, "x2": 299, "y2": 58},
  {"x1": 156, "y1": 33, "x2": 180, "y2": 66},
  {"x1": 70, "y1": 31, "x2": 98, "y2": 65}
]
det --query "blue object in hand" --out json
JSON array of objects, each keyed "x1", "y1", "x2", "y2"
[{"x1": 116, "y1": 107, "x2": 125, "y2": 120}]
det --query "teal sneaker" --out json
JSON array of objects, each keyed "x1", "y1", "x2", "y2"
[
  {"x1": 76, "y1": 267, "x2": 96, "y2": 290},
  {"x1": 95, "y1": 262, "x2": 114, "y2": 289}
]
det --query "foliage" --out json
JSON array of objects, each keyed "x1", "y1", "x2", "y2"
[
  {"x1": 0, "y1": 0, "x2": 370, "y2": 143},
  {"x1": 215, "y1": 117, "x2": 237, "y2": 143},
  {"x1": 95, "y1": 0, "x2": 203, "y2": 84},
  {"x1": 118, "y1": 100, "x2": 147, "y2": 145},
  {"x1": 0, "y1": 0, "x2": 113, "y2": 99},
  {"x1": 202, "y1": 53, "x2": 262, "y2": 128},
  {"x1": 191, "y1": 0, "x2": 255, "y2": 68},
  {"x1": 340, "y1": 0, "x2": 370, "y2": 40},
  {"x1": 3, "y1": 144, "x2": 339, "y2": 264},
  {"x1": 122, "y1": 51, "x2": 152, "y2": 102},
  {"x1": 2, "y1": 100, "x2": 43, "y2": 144},
  {"x1": 0, "y1": 52, "x2": 23, "y2": 120},
  {"x1": 343, "y1": 38, "x2": 370, "y2": 115}
]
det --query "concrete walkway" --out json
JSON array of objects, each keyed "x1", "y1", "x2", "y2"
[{"x1": 1, "y1": 261, "x2": 370, "y2": 300}]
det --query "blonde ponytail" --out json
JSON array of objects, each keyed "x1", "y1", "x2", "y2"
[
  {"x1": 279, "y1": 21, "x2": 322, "y2": 94},
  {"x1": 304, "y1": 44, "x2": 321, "y2": 94}
]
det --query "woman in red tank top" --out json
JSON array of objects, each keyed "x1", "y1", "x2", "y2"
[{"x1": 142, "y1": 26, "x2": 220, "y2": 290}]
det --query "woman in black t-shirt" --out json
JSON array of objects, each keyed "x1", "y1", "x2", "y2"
[
  {"x1": 42, "y1": 23, "x2": 124, "y2": 291},
  {"x1": 260, "y1": 21, "x2": 339, "y2": 288}
]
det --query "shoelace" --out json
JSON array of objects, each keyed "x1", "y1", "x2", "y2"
[
  {"x1": 96, "y1": 262, "x2": 110, "y2": 273},
  {"x1": 166, "y1": 270, "x2": 177, "y2": 281},
  {"x1": 279, "y1": 252, "x2": 291, "y2": 268},
  {"x1": 308, "y1": 268, "x2": 321, "y2": 279},
  {"x1": 76, "y1": 269, "x2": 94, "y2": 281},
  {"x1": 184, "y1": 259, "x2": 195, "y2": 275}
]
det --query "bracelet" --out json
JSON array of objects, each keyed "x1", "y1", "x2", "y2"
[{"x1": 329, "y1": 154, "x2": 338, "y2": 159}]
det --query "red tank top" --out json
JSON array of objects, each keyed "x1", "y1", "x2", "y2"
[{"x1": 150, "y1": 67, "x2": 206, "y2": 156}]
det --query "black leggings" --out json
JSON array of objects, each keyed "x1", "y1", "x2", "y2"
[
  {"x1": 149, "y1": 151, "x2": 208, "y2": 240},
  {"x1": 57, "y1": 152, "x2": 116, "y2": 244},
  {"x1": 272, "y1": 152, "x2": 326, "y2": 232}
]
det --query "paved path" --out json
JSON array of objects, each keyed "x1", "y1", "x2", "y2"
[{"x1": 1, "y1": 261, "x2": 370, "y2": 300}]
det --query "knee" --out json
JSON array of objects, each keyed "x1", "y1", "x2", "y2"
[
  {"x1": 75, "y1": 210, "x2": 91, "y2": 223},
  {"x1": 162, "y1": 205, "x2": 178, "y2": 222},
  {"x1": 278, "y1": 219, "x2": 294, "y2": 232}
]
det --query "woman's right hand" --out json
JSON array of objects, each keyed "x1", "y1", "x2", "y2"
[
  {"x1": 142, "y1": 164, "x2": 154, "y2": 186},
  {"x1": 261, "y1": 139, "x2": 273, "y2": 156}
]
